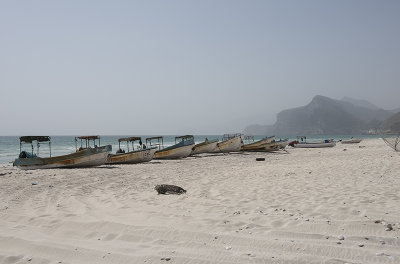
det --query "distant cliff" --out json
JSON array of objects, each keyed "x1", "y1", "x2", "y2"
[
  {"x1": 244, "y1": 95, "x2": 394, "y2": 135},
  {"x1": 380, "y1": 112, "x2": 400, "y2": 133}
]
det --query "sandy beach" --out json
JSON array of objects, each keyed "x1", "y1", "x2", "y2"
[{"x1": 0, "y1": 138, "x2": 399, "y2": 263}]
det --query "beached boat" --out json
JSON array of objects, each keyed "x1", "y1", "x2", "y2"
[
  {"x1": 261, "y1": 139, "x2": 289, "y2": 152},
  {"x1": 213, "y1": 134, "x2": 243, "y2": 153},
  {"x1": 241, "y1": 135, "x2": 275, "y2": 151},
  {"x1": 13, "y1": 136, "x2": 112, "y2": 170},
  {"x1": 289, "y1": 136, "x2": 336, "y2": 148},
  {"x1": 191, "y1": 138, "x2": 219, "y2": 155},
  {"x1": 148, "y1": 135, "x2": 195, "y2": 159},
  {"x1": 341, "y1": 138, "x2": 362, "y2": 144},
  {"x1": 106, "y1": 137, "x2": 157, "y2": 164},
  {"x1": 242, "y1": 136, "x2": 288, "y2": 152}
]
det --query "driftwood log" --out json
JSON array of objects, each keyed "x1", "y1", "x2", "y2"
[{"x1": 155, "y1": 184, "x2": 187, "y2": 195}]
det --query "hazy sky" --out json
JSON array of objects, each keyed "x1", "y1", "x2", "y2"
[{"x1": 1, "y1": 0, "x2": 399, "y2": 135}]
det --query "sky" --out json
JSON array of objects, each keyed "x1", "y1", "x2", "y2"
[{"x1": 1, "y1": 0, "x2": 399, "y2": 135}]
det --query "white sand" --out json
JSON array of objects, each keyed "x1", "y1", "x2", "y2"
[{"x1": 0, "y1": 138, "x2": 399, "y2": 263}]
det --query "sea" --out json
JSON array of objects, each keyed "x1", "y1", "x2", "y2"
[{"x1": 0, "y1": 134, "x2": 382, "y2": 164}]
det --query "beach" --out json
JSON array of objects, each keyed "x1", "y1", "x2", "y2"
[{"x1": 0, "y1": 138, "x2": 399, "y2": 263}]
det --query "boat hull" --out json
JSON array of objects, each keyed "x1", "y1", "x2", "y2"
[
  {"x1": 213, "y1": 136, "x2": 243, "y2": 153},
  {"x1": 13, "y1": 145, "x2": 112, "y2": 170},
  {"x1": 241, "y1": 136, "x2": 275, "y2": 151},
  {"x1": 242, "y1": 140, "x2": 288, "y2": 152},
  {"x1": 341, "y1": 139, "x2": 362, "y2": 144},
  {"x1": 294, "y1": 142, "x2": 336, "y2": 148},
  {"x1": 154, "y1": 144, "x2": 195, "y2": 159},
  {"x1": 191, "y1": 141, "x2": 219, "y2": 155},
  {"x1": 106, "y1": 147, "x2": 157, "y2": 164}
]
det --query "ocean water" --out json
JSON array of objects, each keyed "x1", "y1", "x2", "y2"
[{"x1": 0, "y1": 134, "x2": 381, "y2": 164}]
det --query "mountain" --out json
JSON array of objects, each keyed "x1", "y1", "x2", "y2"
[
  {"x1": 390, "y1": 107, "x2": 400, "y2": 114},
  {"x1": 341, "y1": 97, "x2": 379, "y2": 110},
  {"x1": 244, "y1": 95, "x2": 393, "y2": 135},
  {"x1": 380, "y1": 112, "x2": 400, "y2": 133}
]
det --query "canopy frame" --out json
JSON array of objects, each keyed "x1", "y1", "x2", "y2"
[
  {"x1": 19, "y1": 136, "x2": 51, "y2": 157},
  {"x1": 75, "y1": 135, "x2": 101, "y2": 151},
  {"x1": 146, "y1": 136, "x2": 164, "y2": 150}
]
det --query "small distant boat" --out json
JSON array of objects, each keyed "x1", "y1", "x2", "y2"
[
  {"x1": 106, "y1": 137, "x2": 157, "y2": 164},
  {"x1": 341, "y1": 138, "x2": 362, "y2": 144},
  {"x1": 289, "y1": 136, "x2": 336, "y2": 148},
  {"x1": 149, "y1": 135, "x2": 195, "y2": 159},
  {"x1": 213, "y1": 134, "x2": 243, "y2": 153},
  {"x1": 241, "y1": 135, "x2": 275, "y2": 151},
  {"x1": 13, "y1": 136, "x2": 112, "y2": 170},
  {"x1": 191, "y1": 138, "x2": 219, "y2": 155}
]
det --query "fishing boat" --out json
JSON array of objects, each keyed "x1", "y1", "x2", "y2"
[
  {"x1": 242, "y1": 136, "x2": 288, "y2": 152},
  {"x1": 213, "y1": 134, "x2": 243, "y2": 153},
  {"x1": 148, "y1": 135, "x2": 195, "y2": 159},
  {"x1": 106, "y1": 137, "x2": 157, "y2": 164},
  {"x1": 289, "y1": 136, "x2": 336, "y2": 148},
  {"x1": 341, "y1": 137, "x2": 362, "y2": 144},
  {"x1": 191, "y1": 138, "x2": 219, "y2": 155},
  {"x1": 262, "y1": 139, "x2": 289, "y2": 151},
  {"x1": 241, "y1": 135, "x2": 275, "y2": 151},
  {"x1": 13, "y1": 136, "x2": 112, "y2": 170}
]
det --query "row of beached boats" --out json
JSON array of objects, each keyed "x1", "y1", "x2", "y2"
[
  {"x1": 12, "y1": 134, "x2": 289, "y2": 170},
  {"x1": 12, "y1": 135, "x2": 361, "y2": 170}
]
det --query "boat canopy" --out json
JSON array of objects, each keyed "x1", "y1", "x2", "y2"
[
  {"x1": 75, "y1": 135, "x2": 101, "y2": 151},
  {"x1": 146, "y1": 136, "x2": 164, "y2": 150},
  {"x1": 118, "y1": 137, "x2": 141, "y2": 142},
  {"x1": 116, "y1": 137, "x2": 143, "y2": 152},
  {"x1": 19, "y1": 136, "x2": 52, "y2": 157},
  {"x1": 20, "y1": 136, "x2": 51, "y2": 143},
  {"x1": 75, "y1": 135, "x2": 100, "y2": 140}
]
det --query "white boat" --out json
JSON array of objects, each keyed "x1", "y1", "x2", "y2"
[
  {"x1": 293, "y1": 141, "x2": 336, "y2": 148},
  {"x1": 213, "y1": 134, "x2": 243, "y2": 153},
  {"x1": 341, "y1": 138, "x2": 362, "y2": 144},
  {"x1": 148, "y1": 135, "x2": 195, "y2": 159},
  {"x1": 106, "y1": 137, "x2": 157, "y2": 164},
  {"x1": 289, "y1": 136, "x2": 336, "y2": 148},
  {"x1": 13, "y1": 136, "x2": 112, "y2": 170},
  {"x1": 191, "y1": 138, "x2": 219, "y2": 155}
]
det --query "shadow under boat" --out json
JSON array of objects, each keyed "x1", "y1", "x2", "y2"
[{"x1": 13, "y1": 136, "x2": 112, "y2": 170}]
